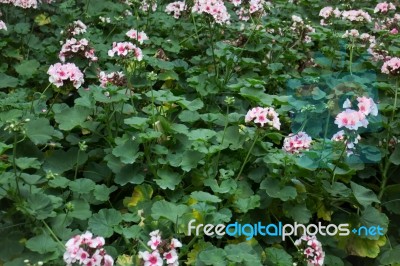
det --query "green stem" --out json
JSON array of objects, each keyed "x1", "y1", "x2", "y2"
[
  {"x1": 214, "y1": 105, "x2": 230, "y2": 171},
  {"x1": 331, "y1": 142, "x2": 348, "y2": 184},
  {"x1": 379, "y1": 79, "x2": 399, "y2": 200},
  {"x1": 349, "y1": 38, "x2": 355, "y2": 75},
  {"x1": 42, "y1": 220, "x2": 65, "y2": 250},
  {"x1": 74, "y1": 149, "x2": 80, "y2": 180},
  {"x1": 138, "y1": 239, "x2": 152, "y2": 252},
  {"x1": 179, "y1": 236, "x2": 199, "y2": 259},
  {"x1": 12, "y1": 135, "x2": 20, "y2": 196},
  {"x1": 235, "y1": 130, "x2": 259, "y2": 181}
]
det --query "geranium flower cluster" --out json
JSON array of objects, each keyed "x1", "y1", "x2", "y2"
[
  {"x1": 374, "y1": 13, "x2": 400, "y2": 33},
  {"x1": 294, "y1": 235, "x2": 325, "y2": 266},
  {"x1": 98, "y1": 71, "x2": 126, "y2": 88},
  {"x1": 0, "y1": 0, "x2": 53, "y2": 8},
  {"x1": 126, "y1": 29, "x2": 149, "y2": 44},
  {"x1": 333, "y1": 96, "x2": 378, "y2": 155},
  {"x1": 138, "y1": 230, "x2": 182, "y2": 266},
  {"x1": 64, "y1": 20, "x2": 87, "y2": 37},
  {"x1": 140, "y1": 0, "x2": 157, "y2": 12},
  {"x1": 63, "y1": 231, "x2": 114, "y2": 266},
  {"x1": 290, "y1": 15, "x2": 315, "y2": 43},
  {"x1": 319, "y1": 6, "x2": 341, "y2": 25},
  {"x1": 245, "y1": 106, "x2": 281, "y2": 130},
  {"x1": 231, "y1": 0, "x2": 266, "y2": 21},
  {"x1": 381, "y1": 57, "x2": 400, "y2": 75},
  {"x1": 282, "y1": 131, "x2": 312, "y2": 154},
  {"x1": 192, "y1": 0, "x2": 231, "y2": 25},
  {"x1": 165, "y1": 1, "x2": 187, "y2": 19},
  {"x1": 342, "y1": 29, "x2": 359, "y2": 38},
  {"x1": 319, "y1": 7, "x2": 371, "y2": 25},
  {"x1": 47, "y1": 62, "x2": 84, "y2": 89},
  {"x1": 374, "y1": 2, "x2": 396, "y2": 14},
  {"x1": 341, "y1": 9, "x2": 372, "y2": 23},
  {"x1": 59, "y1": 38, "x2": 98, "y2": 63},
  {"x1": 107, "y1": 41, "x2": 143, "y2": 61}
]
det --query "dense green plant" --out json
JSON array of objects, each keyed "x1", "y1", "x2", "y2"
[{"x1": 1, "y1": 0, "x2": 400, "y2": 265}]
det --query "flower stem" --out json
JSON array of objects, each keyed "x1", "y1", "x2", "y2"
[
  {"x1": 379, "y1": 79, "x2": 399, "y2": 200},
  {"x1": 235, "y1": 130, "x2": 259, "y2": 181},
  {"x1": 349, "y1": 38, "x2": 355, "y2": 75}
]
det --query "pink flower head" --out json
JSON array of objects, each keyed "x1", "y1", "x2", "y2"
[
  {"x1": 282, "y1": 131, "x2": 312, "y2": 154},
  {"x1": 357, "y1": 96, "x2": 378, "y2": 116},
  {"x1": 341, "y1": 9, "x2": 372, "y2": 22},
  {"x1": 245, "y1": 107, "x2": 280, "y2": 130},
  {"x1": 63, "y1": 231, "x2": 113, "y2": 266},
  {"x1": 140, "y1": 1, "x2": 157, "y2": 12},
  {"x1": 192, "y1": 0, "x2": 230, "y2": 24},
  {"x1": 382, "y1": 57, "x2": 400, "y2": 75},
  {"x1": 164, "y1": 249, "x2": 178, "y2": 264},
  {"x1": 294, "y1": 235, "x2": 325, "y2": 266},
  {"x1": 165, "y1": 1, "x2": 187, "y2": 19},
  {"x1": 170, "y1": 238, "x2": 182, "y2": 249},
  {"x1": 147, "y1": 235, "x2": 162, "y2": 250},
  {"x1": 108, "y1": 42, "x2": 143, "y2": 61},
  {"x1": 374, "y1": 2, "x2": 396, "y2": 13},
  {"x1": 334, "y1": 109, "x2": 368, "y2": 130},
  {"x1": 331, "y1": 130, "x2": 345, "y2": 142},
  {"x1": 47, "y1": 62, "x2": 84, "y2": 89},
  {"x1": 139, "y1": 251, "x2": 163, "y2": 266},
  {"x1": 126, "y1": 29, "x2": 149, "y2": 44}
]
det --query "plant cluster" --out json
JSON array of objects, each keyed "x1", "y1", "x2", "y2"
[{"x1": 1, "y1": 0, "x2": 400, "y2": 265}]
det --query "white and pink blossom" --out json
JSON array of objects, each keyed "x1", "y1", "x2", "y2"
[
  {"x1": 245, "y1": 107, "x2": 280, "y2": 130},
  {"x1": 47, "y1": 62, "x2": 84, "y2": 89},
  {"x1": 282, "y1": 131, "x2": 312, "y2": 154}
]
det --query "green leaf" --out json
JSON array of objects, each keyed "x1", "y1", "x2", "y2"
[
  {"x1": 155, "y1": 168, "x2": 181, "y2": 190},
  {"x1": 260, "y1": 178, "x2": 297, "y2": 201},
  {"x1": 69, "y1": 178, "x2": 96, "y2": 194},
  {"x1": 198, "y1": 246, "x2": 227, "y2": 266},
  {"x1": 121, "y1": 225, "x2": 142, "y2": 239},
  {"x1": 283, "y1": 203, "x2": 312, "y2": 224},
  {"x1": 191, "y1": 191, "x2": 221, "y2": 203},
  {"x1": 94, "y1": 184, "x2": 117, "y2": 202},
  {"x1": 69, "y1": 199, "x2": 92, "y2": 220},
  {"x1": 0, "y1": 231, "x2": 24, "y2": 262},
  {"x1": 0, "y1": 73, "x2": 19, "y2": 88},
  {"x1": 151, "y1": 200, "x2": 190, "y2": 223},
  {"x1": 389, "y1": 144, "x2": 400, "y2": 165},
  {"x1": 88, "y1": 209, "x2": 122, "y2": 238},
  {"x1": 15, "y1": 157, "x2": 41, "y2": 170},
  {"x1": 178, "y1": 110, "x2": 200, "y2": 123},
  {"x1": 234, "y1": 195, "x2": 260, "y2": 213},
  {"x1": 225, "y1": 243, "x2": 262, "y2": 265},
  {"x1": 15, "y1": 59, "x2": 40, "y2": 78},
  {"x1": 180, "y1": 150, "x2": 204, "y2": 171},
  {"x1": 379, "y1": 245, "x2": 400, "y2": 265},
  {"x1": 124, "y1": 116, "x2": 149, "y2": 130},
  {"x1": 187, "y1": 129, "x2": 216, "y2": 141},
  {"x1": 54, "y1": 106, "x2": 91, "y2": 131},
  {"x1": 360, "y1": 206, "x2": 388, "y2": 240},
  {"x1": 264, "y1": 247, "x2": 293, "y2": 266},
  {"x1": 351, "y1": 182, "x2": 380, "y2": 207},
  {"x1": 115, "y1": 164, "x2": 145, "y2": 185},
  {"x1": 25, "y1": 233, "x2": 59, "y2": 254},
  {"x1": 26, "y1": 193, "x2": 55, "y2": 220},
  {"x1": 112, "y1": 137, "x2": 141, "y2": 164},
  {"x1": 44, "y1": 148, "x2": 88, "y2": 174},
  {"x1": 25, "y1": 118, "x2": 56, "y2": 145}
]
